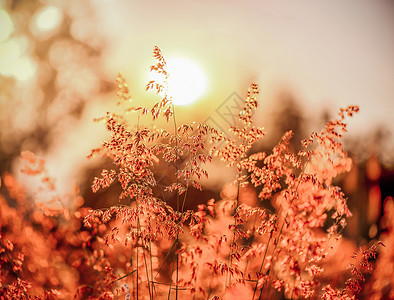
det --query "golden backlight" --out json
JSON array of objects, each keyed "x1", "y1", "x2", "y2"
[{"x1": 166, "y1": 57, "x2": 207, "y2": 106}]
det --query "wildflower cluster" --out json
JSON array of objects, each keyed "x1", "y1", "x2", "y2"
[
  {"x1": 83, "y1": 47, "x2": 378, "y2": 299},
  {"x1": 0, "y1": 47, "x2": 388, "y2": 299},
  {"x1": 0, "y1": 156, "x2": 119, "y2": 299}
]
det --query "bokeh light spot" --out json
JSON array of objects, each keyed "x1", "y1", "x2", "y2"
[
  {"x1": 0, "y1": 38, "x2": 36, "y2": 81},
  {"x1": 11, "y1": 56, "x2": 37, "y2": 81},
  {"x1": 0, "y1": 10, "x2": 13, "y2": 42},
  {"x1": 32, "y1": 6, "x2": 62, "y2": 36}
]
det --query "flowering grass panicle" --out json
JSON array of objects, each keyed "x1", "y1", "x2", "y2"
[
  {"x1": 0, "y1": 47, "x2": 388, "y2": 299},
  {"x1": 83, "y1": 47, "x2": 376, "y2": 300}
]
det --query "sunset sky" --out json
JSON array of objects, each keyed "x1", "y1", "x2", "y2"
[
  {"x1": 1, "y1": 0, "x2": 394, "y2": 191},
  {"x1": 93, "y1": 0, "x2": 394, "y2": 139}
]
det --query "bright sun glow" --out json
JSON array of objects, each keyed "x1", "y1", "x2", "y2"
[{"x1": 166, "y1": 58, "x2": 207, "y2": 106}]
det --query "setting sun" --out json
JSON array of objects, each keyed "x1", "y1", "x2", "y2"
[{"x1": 166, "y1": 57, "x2": 207, "y2": 106}]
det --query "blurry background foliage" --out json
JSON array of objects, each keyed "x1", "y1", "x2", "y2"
[
  {"x1": 0, "y1": 0, "x2": 393, "y2": 245},
  {"x1": 0, "y1": 0, "x2": 111, "y2": 177}
]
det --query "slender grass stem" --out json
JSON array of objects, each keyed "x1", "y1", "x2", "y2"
[
  {"x1": 167, "y1": 250, "x2": 176, "y2": 300},
  {"x1": 136, "y1": 216, "x2": 139, "y2": 300},
  {"x1": 172, "y1": 102, "x2": 180, "y2": 300},
  {"x1": 251, "y1": 231, "x2": 272, "y2": 299},
  {"x1": 141, "y1": 222, "x2": 153, "y2": 300},
  {"x1": 243, "y1": 213, "x2": 258, "y2": 275},
  {"x1": 226, "y1": 180, "x2": 240, "y2": 287},
  {"x1": 135, "y1": 116, "x2": 141, "y2": 300},
  {"x1": 151, "y1": 281, "x2": 187, "y2": 289},
  {"x1": 110, "y1": 269, "x2": 137, "y2": 284},
  {"x1": 148, "y1": 218, "x2": 156, "y2": 296}
]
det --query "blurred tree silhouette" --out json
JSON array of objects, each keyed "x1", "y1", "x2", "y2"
[
  {"x1": 271, "y1": 90, "x2": 305, "y2": 151},
  {"x1": 0, "y1": 0, "x2": 110, "y2": 174},
  {"x1": 252, "y1": 89, "x2": 305, "y2": 155}
]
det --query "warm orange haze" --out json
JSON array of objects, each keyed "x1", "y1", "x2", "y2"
[{"x1": 0, "y1": 0, "x2": 394, "y2": 299}]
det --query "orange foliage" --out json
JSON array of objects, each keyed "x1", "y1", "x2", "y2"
[{"x1": 0, "y1": 47, "x2": 389, "y2": 300}]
